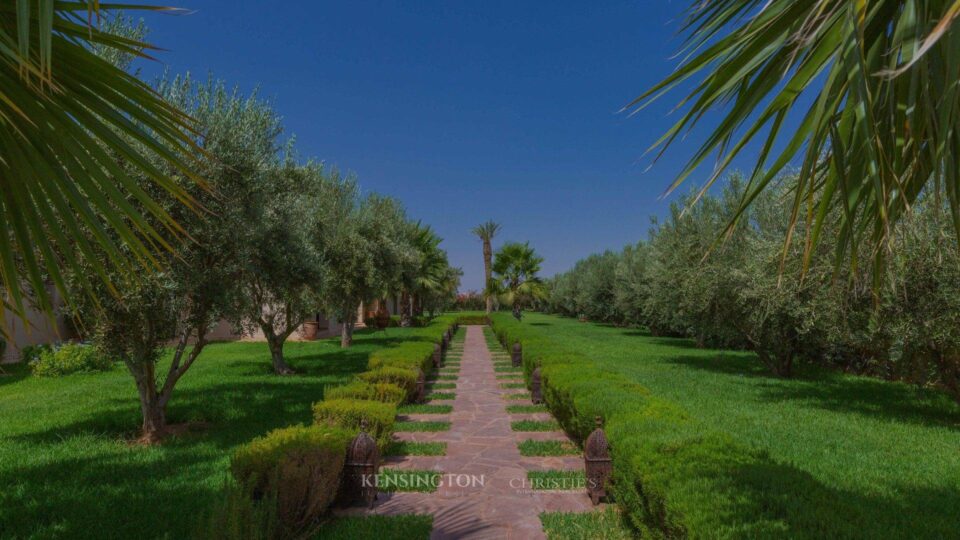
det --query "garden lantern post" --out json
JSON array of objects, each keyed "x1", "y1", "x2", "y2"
[
  {"x1": 511, "y1": 342, "x2": 522, "y2": 367},
  {"x1": 531, "y1": 366, "x2": 543, "y2": 404},
  {"x1": 584, "y1": 416, "x2": 612, "y2": 505},
  {"x1": 341, "y1": 419, "x2": 380, "y2": 508},
  {"x1": 415, "y1": 368, "x2": 426, "y2": 403}
]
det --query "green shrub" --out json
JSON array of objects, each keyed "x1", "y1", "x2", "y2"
[
  {"x1": 358, "y1": 367, "x2": 418, "y2": 401},
  {"x1": 230, "y1": 424, "x2": 353, "y2": 536},
  {"x1": 367, "y1": 344, "x2": 433, "y2": 377},
  {"x1": 312, "y1": 398, "x2": 395, "y2": 451},
  {"x1": 489, "y1": 313, "x2": 868, "y2": 539},
  {"x1": 29, "y1": 343, "x2": 113, "y2": 377},
  {"x1": 20, "y1": 343, "x2": 52, "y2": 364},
  {"x1": 325, "y1": 381, "x2": 406, "y2": 405},
  {"x1": 454, "y1": 312, "x2": 488, "y2": 325}
]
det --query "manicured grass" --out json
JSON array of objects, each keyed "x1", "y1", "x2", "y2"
[
  {"x1": 397, "y1": 404, "x2": 452, "y2": 414},
  {"x1": 377, "y1": 469, "x2": 441, "y2": 492},
  {"x1": 511, "y1": 420, "x2": 560, "y2": 432},
  {"x1": 393, "y1": 421, "x2": 451, "y2": 432},
  {"x1": 500, "y1": 382, "x2": 526, "y2": 389},
  {"x1": 316, "y1": 515, "x2": 433, "y2": 540},
  {"x1": 539, "y1": 508, "x2": 632, "y2": 540},
  {"x1": 526, "y1": 470, "x2": 585, "y2": 491},
  {"x1": 506, "y1": 404, "x2": 547, "y2": 413},
  {"x1": 518, "y1": 440, "x2": 579, "y2": 457},
  {"x1": 0, "y1": 327, "x2": 419, "y2": 538},
  {"x1": 431, "y1": 374, "x2": 458, "y2": 381},
  {"x1": 426, "y1": 392, "x2": 455, "y2": 401},
  {"x1": 503, "y1": 393, "x2": 531, "y2": 400},
  {"x1": 518, "y1": 313, "x2": 960, "y2": 536},
  {"x1": 427, "y1": 382, "x2": 456, "y2": 390},
  {"x1": 494, "y1": 366, "x2": 522, "y2": 373},
  {"x1": 385, "y1": 441, "x2": 447, "y2": 457}
]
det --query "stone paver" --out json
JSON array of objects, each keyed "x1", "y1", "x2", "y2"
[{"x1": 339, "y1": 325, "x2": 599, "y2": 539}]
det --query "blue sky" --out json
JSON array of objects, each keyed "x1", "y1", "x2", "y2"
[{"x1": 138, "y1": 1, "x2": 762, "y2": 291}]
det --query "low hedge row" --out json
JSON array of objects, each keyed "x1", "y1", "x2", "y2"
[
  {"x1": 488, "y1": 313, "x2": 867, "y2": 539},
  {"x1": 226, "y1": 315, "x2": 460, "y2": 534}
]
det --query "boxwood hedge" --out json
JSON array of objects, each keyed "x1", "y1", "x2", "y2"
[{"x1": 489, "y1": 313, "x2": 870, "y2": 539}]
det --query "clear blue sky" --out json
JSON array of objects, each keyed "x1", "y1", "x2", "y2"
[{"x1": 138, "y1": 1, "x2": 765, "y2": 291}]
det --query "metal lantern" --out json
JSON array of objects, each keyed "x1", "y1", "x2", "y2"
[
  {"x1": 433, "y1": 344, "x2": 442, "y2": 368},
  {"x1": 342, "y1": 419, "x2": 380, "y2": 508},
  {"x1": 415, "y1": 368, "x2": 426, "y2": 403},
  {"x1": 531, "y1": 366, "x2": 543, "y2": 404},
  {"x1": 511, "y1": 342, "x2": 522, "y2": 367},
  {"x1": 584, "y1": 416, "x2": 612, "y2": 505}
]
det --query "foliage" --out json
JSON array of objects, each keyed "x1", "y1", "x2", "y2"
[
  {"x1": 358, "y1": 367, "x2": 419, "y2": 401},
  {"x1": 632, "y1": 0, "x2": 960, "y2": 281},
  {"x1": 472, "y1": 220, "x2": 501, "y2": 313},
  {"x1": 231, "y1": 424, "x2": 353, "y2": 537},
  {"x1": 62, "y1": 74, "x2": 284, "y2": 441},
  {"x1": 239, "y1": 159, "x2": 341, "y2": 373},
  {"x1": 0, "y1": 327, "x2": 412, "y2": 538},
  {"x1": 312, "y1": 398, "x2": 396, "y2": 451},
  {"x1": 0, "y1": 3, "x2": 203, "y2": 333},
  {"x1": 324, "y1": 381, "x2": 406, "y2": 405},
  {"x1": 28, "y1": 343, "x2": 113, "y2": 377},
  {"x1": 549, "y1": 173, "x2": 960, "y2": 393},
  {"x1": 19, "y1": 343, "x2": 52, "y2": 364},
  {"x1": 454, "y1": 291, "x2": 486, "y2": 311},
  {"x1": 491, "y1": 242, "x2": 547, "y2": 312},
  {"x1": 492, "y1": 312, "x2": 960, "y2": 538}
]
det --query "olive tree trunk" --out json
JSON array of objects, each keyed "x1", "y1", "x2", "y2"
[{"x1": 126, "y1": 326, "x2": 208, "y2": 443}]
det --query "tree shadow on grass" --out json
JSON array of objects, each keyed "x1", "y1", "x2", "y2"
[
  {"x1": 0, "y1": 445, "x2": 228, "y2": 539},
  {"x1": 662, "y1": 354, "x2": 960, "y2": 429},
  {"x1": 0, "y1": 363, "x2": 31, "y2": 387},
  {"x1": 699, "y1": 450, "x2": 960, "y2": 538}
]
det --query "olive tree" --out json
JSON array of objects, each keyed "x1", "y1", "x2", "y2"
[
  {"x1": 69, "y1": 76, "x2": 281, "y2": 442},
  {"x1": 239, "y1": 159, "x2": 333, "y2": 374}
]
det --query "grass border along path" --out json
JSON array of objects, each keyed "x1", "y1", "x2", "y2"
[{"x1": 489, "y1": 312, "x2": 960, "y2": 539}]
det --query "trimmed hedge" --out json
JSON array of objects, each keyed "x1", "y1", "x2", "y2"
[
  {"x1": 453, "y1": 311, "x2": 488, "y2": 325},
  {"x1": 312, "y1": 398, "x2": 396, "y2": 451},
  {"x1": 489, "y1": 313, "x2": 868, "y2": 539},
  {"x1": 324, "y1": 381, "x2": 406, "y2": 405},
  {"x1": 358, "y1": 367, "x2": 419, "y2": 401},
  {"x1": 230, "y1": 424, "x2": 353, "y2": 535}
]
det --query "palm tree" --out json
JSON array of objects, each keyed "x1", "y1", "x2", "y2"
[
  {"x1": 491, "y1": 242, "x2": 546, "y2": 318},
  {"x1": 630, "y1": 0, "x2": 960, "y2": 279},
  {"x1": 0, "y1": 3, "x2": 201, "y2": 333},
  {"x1": 471, "y1": 220, "x2": 501, "y2": 313}
]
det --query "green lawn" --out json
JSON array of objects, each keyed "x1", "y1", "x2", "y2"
[
  {"x1": 0, "y1": 327, "x2": 431, "y2": 539},
  {"x1": 523, "y1": 313, "x2": 960, "y2": 534}
]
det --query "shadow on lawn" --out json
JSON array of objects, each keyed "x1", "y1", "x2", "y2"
[
  {"x1": 663, "y1": 353, "x2": 960, "y2": 429},
  {"x1": 697, "y1": 449, "x2": 960, "y2": 538}
]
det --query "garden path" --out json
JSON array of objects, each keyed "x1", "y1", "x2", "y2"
[{"x1": 339, "y1": 325, "x2": 600, "y2": 539}]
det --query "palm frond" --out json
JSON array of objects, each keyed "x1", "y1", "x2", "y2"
[
  {"x1": 631, "y1": 0, "x2": 960, "y2": 280},
  {"x1": 0, "y1": 2, "x2": 202, "y2": 335}
]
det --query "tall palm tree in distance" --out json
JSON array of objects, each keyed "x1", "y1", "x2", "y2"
[
  {"x1": 491, "y1": 241, "x2": 546, "y2": 318},
  {"x1": 471, "y1": 220, "x2": 501, "y2": 314}
]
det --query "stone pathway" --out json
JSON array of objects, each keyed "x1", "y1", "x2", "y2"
[{"x1": 339, "y1": 325, "x2": 598, "y2": 539}]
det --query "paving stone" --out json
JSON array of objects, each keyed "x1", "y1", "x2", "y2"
[{"x1": 336, "y1": 325, "x2": 602, "y2": 539}]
